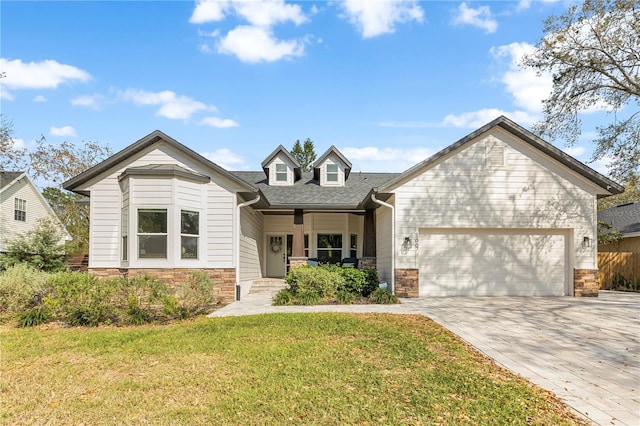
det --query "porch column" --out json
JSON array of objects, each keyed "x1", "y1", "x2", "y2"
[
  {"x1": 363, "y1": 209, "x2": 376, "y2": 257},
  {"x1": 292, "y1": 209, "x2": 305, "y2": 257}
]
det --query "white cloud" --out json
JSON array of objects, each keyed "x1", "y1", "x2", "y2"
[
  {"x1": 452, "y1": 3, "x2": 498, "y2": 34},
  {"x1": 589, "y1": 155, "x2": 613, "y2": 176},
  {"x1": 201, "y1": 148, "x2": 248, "y2": 170},
  {"x1": 189, "y1": 0, "x2": 230, "y2": 23},
  {"x1": 563, "y1": 146, "x2": 586, "y2": 158},
  {"x1": 118, "y1": 88, "x2": 215, "y2": 120},
  {"x1": 50, "y1": 126, "x2": 77, "y2": 137},
  {"x1": 199, "y1": 116, "x2": 239, "y2": 128},
  {"x1": 11, "y1": 138, "x2": 25, "y2": 150},
  {"x1": 0, "y1": 58, "x2": 90, "y2": 93},
  {"x1": 217, "y1": 26, "x2": 306, "y2": 63},
  {"x1": 71, "y1": 93, "x2": 103, "y2": 110},
  {"x1": 233, "y1": 0, "x2": 307, "y2": 27},
  {"x1": 342, "y1": 146, "x2": 432, "y2": 172},
  {"x1": 33, "y1": 95, "x2": 47, "y2": 102},
  {"x1": 0, "y1": 86, "x2": 14, "y2": 100},
  {"x1": 442, "y1": 108, "x2": 537, "y2": 128},
  {"x1": 338, "y1": 0, "x2": 424, "y2": 38}
]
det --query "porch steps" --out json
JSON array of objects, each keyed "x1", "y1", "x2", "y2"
[{"x1": 248, "y1": 278, "x2": 288, "y2": 296}]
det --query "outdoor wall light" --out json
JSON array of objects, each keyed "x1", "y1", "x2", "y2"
[
  {"x1": 583, "y1": 236, "x2": 591, "y2": 248},
  {"x1": 403, "y1": 237, "x2": 412, "y2": 249}
]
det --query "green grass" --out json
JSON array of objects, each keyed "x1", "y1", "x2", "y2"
[{"x1": 1, "y1": 313, "x2": 587, "y2": 425}]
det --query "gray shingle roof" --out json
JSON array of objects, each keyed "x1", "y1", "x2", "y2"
[
  {"x1": 0, "y1": 171, "x2": 24, "y2": 190},
  {"x1": 598, "y1": 202, "x2": 640, "y2": 235},
  {"x1": 230, "y1": 171, "x2": 399, "y2": 209}
]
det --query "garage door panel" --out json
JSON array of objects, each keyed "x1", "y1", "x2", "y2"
[{"x1": 419, "y1": 230, "x2": 566, "y2": 296}]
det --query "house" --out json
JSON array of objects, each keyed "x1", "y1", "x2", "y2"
[
  {"x1": 62, "y1": 116, "x2": 623, "y2": 300},
  {"x1": 0, "y1": 171, "x2": 70, "y2": 253},
  {"x1": 598, "y1": 202, "x2": 640, "y2": 253}
]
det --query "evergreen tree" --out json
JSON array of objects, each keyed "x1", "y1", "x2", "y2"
[{"x1": 291, "y1": 138, "x2": 317, "y2": 172}]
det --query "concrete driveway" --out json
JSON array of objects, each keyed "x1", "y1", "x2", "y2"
[
  {"x1": 213, "y1": 289, "x2": 639, "y2": 425},
  {"x1": 401, "y1": 292, "x2": 640, "y2": 426}
]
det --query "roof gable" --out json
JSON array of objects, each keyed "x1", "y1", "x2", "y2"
[
  {"x1": 260, "y1": 145, "x2": 301, "y2": 182},
  {"x1": 313, "y1": 145, "x2": 352, "y2": 182},
  {"x1": 378, "y1": 116, "x2": 623, "y2": 195},
  {"x1": 62, "y1": 130, "x2": 255, "y2": 195}
]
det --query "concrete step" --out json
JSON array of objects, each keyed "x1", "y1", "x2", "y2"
[{"x1": 249, "y1": 279, "x2": 288, "y2": 294}]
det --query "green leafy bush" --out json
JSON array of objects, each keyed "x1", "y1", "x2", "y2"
[
  {"x1": 335, "y1": 289, "x2": 355, "y2": 304},
  {"x1": 335, "y1": 267, "x2": 367, "y2": 295},
  {"x1": 611, "y1": 272, "x2": 640, "y2": 292},
  {"x1": 273, "y1": 288, "x2": 294, "y2": 306},
  {"x1": 177, "y1": 271, "x2": 217, "y2": 316},
  {"x1": 286, "y1": 265, "x2": 343, "y2": 299},
  {"x1": 0, "y1": 219, "x2": 67, "y2": 272},
  {"x1": 360, "y1": 269, "x2": 380, "y2": 297},
  {"x1": 120, "y1": 275, "x2": 172, "y2": 323},
  {"x1": 0, "y1": 264, "x2": 51, "y2": 315},
  {"x1": 293, "y1": 289, "x2": 321, "y2": 305},
  {"x1": 369, "y1": 288, "x2": 399, "y2": 304}
]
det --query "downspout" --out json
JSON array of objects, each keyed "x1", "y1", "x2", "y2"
[
  {"x1": 236, "y1": 193, "x2": 261, "y2": 300},
  {"x1": 371, "y1": 193, "x2": 395, "y2": 295}
]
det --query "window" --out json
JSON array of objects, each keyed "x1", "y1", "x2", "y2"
[
  {"x1": 122, "y1": 208, "x2": 128, "y2": 261},
  {"x1": 137, "y1": 209, "x2": 167, "y2": 259},
  {"x1": 275, "y1": 163, "x2": 287, "y2": 182},
  {"x1": 181, "y1": 210, "x2": 199, "y2": 259},
  {"x1": 350, "y1": 234, "x2": 357, "y2": 258},
  {"x1": 286, "y1": 234, "x2": 309, "y2": 257},
  {"x1": 14, "y1": 198, "x2": 26, "y2": 221},
  {"x1": 317, "y1": 234, "x2": 342, "y2": 264},
  {"x1": 326, "y1": 164, "x2": 338, "y2": 182}
]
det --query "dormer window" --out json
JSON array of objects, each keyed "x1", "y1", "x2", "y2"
[
  {"x1": 276, "y1": 163, "x2": 288, "y2": 182},
  {"x1": 326, "y1": 164, "x2": 338, "y2": 182}
]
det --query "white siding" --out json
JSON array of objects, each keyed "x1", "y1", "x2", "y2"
[
  {"x1": 266, "y1": 154, "x2": 296, "y2": 186},
  {"x1": 239, "y1": 207, "x2": 264, "y2": 281},
  {"x1": 0, "y1": 176, "x2": 67, "y2": 252},
  {"x1": 318, "y1": 153, "x2": 346, "y2": 187},
  {"x1": 392, "y1": 128, "x2": 599, "y2": 281},
  {"x1": 83, "y1": 142, "x2": 238, "y2": 269},
  {"x1": 375, "y1": 198, "x2": 393, "y2": 284}
]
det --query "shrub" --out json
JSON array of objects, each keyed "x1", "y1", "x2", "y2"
[
  {"x1": 0, "y1": 219, "x2": 67, "y2": 272},
  {"x1": 360, "y1": 269, "x2": 380, "y2": 297},
  {"x1": 611, "y1": 272, "x2": 640, "y2": 292},
  {"x1": 273, "y1": 288, "x2": 294, "y2": 306},
  {"x1": 0, "y1": 264, "x2": 51, "y2": 315},
  {"x1": 335, "y1": 267, "x2": 367, "y2": 295},
  {"x1": 369, "y1": 288, "x2": 399, "y2": 304},
  {"x1": 177, "y1": 271, "x2": 217, "y2": 316},
  {"x1": 294, "y1": 289, "x2": 321, "y2": 306},
  {"x1": 120, "y1": 275, "x2": 172, "y2": 323},
  {"x1": 16, "y1": 306, "x2": 53, "y2": 327},
  {"x1": 335, "y1": 289, "x2": 355, "y2": 304},
  {"x1": 286, "y1": 266, "x2": 343, "y2": 299}
]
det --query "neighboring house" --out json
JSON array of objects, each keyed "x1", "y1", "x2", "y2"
[
  {"x1": 598, "y1": 202, "x2": 640, "y2": 253},
  {"x1": 0, "y1": 171, "x2": 70, "y2": 253},
  {"x1": 62, "y1": 116, "x2": 623, "y2": 300}
]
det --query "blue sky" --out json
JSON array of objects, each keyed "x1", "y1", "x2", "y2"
[{"x1": 1, "y1": 0, "x2": 613, "y2": 178}]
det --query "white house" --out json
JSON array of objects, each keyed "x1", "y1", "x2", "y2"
[
  {"x1": 62, "y1": 116, "x2": 623, "y2": 300},
  {"x1": 0, "y1": 171, "x2": 70, "y2": 253}
]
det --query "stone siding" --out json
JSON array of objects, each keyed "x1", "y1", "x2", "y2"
[
  {"x1": 289, "y1": 257, "x2": 308, "y2": 269},
  {"x1": 574, "y1": 268, "x2": 598, "y2": 297},
  {"x1": 395, "y1": 268, "x2": 419, "y2": 298},
  {"x1": 89, "y1": 268, "x2": 236, "y2": 302},
  {"x1": 358, "y1": 257, "x2": 376, "y2": 270}
]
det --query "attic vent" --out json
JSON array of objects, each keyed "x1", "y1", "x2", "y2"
[{"x1": 489, "y1": 145, "x2": 505, "y2": 168}]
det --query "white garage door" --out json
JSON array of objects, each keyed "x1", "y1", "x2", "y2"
[{"x1": 418, "y1": 229, "x2": 568, "y2": 296}]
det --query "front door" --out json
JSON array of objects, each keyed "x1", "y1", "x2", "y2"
[{"x1": 266, "y1": 235, "x2": 286, "y2": 277}]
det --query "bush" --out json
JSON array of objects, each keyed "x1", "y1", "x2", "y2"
[
  {"x1": 293, "y1": 289, "x2": 321, "y2": 306},
  {"x1": 611, "y1": 272, "x2": 640, "y2": 292},
  {"x1": 360, "y1": 269, "x2": 380, "y2": 297},
  {"x1": 273, "y1": 288, "x2": 294, "y2": 306},
  {"x1": 369, "y1": 288, "x2": 399, "y2": 304},
  {"x1": 286, "y1": 265, "x2": 343, "y2": 299},
  {"x1": 120, "y1": 275, "x2": 172, "y2": 324},
  {"x1": 0, "y1": 219, "x2": 67, "y2": 272},
  {"x1": 177, "y1": 271, "x2": 217, "y2": 316},
  {"x1": 16, "y1": 306, "x2": 53, "y2": 327},
  {"x1": 335, "y1": 289, "x2": 355, "y2": 304},
  {"x1": 0, "y1": 264, "x2": 51, "y2": 315},
  {"x1": 335, "y1": 267, "x2": 367, "y2": 295}
]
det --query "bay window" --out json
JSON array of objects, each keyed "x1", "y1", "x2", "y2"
[
  {"x1": 317, "y1": 233, "x2": 342, "y2": 264},
  {"x1": 137, "y1": 209, "x2": 167, "y2": 259},
  {"x1": 181, "y1": 210, "x2": 199, "y2": 259}
]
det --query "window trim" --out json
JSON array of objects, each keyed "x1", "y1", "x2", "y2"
[
  {"x1": 275, "y1": 163, "x2": 288, "y2": 182},
  {"x1": 350, "y1": 233, "x2": 357, "y2": 259},
  {"x1": 14, "y1": 198, "x2": 26, "y2": 222},
  {"x1": 317, "y1": 233, "x2": 343, "y2": 264},
  {"x1": 180, "y1": 209, "x2": 200, "y2": 260},
  {"x1": 326, "y1": 163, "x2": 339, "y2": 182},
  {"x1": 137, "y1": 208, "x2": 168, "y2": 259}
]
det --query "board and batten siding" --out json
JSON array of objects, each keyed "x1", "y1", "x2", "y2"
[
  {"x1": 392, "y1": 129, "x2": 599, "y2": 272},
  {"x1": 0, "y1": 177, "x2": 67, "y2": 252},
  {"x1": 84, "y1": 142, "x2": 238, "y2": 269}
]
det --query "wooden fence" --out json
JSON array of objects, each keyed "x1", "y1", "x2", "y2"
[{"x1": 598, "y1": 252, "x2": 640, "y2": 289}]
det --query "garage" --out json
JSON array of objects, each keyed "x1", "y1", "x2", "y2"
[{"x1": 418, "y1": 228, "x2": 569, "y2": 296}]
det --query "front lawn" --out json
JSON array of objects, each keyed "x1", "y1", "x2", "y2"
[{"x1": 1, "y1": 313, "x2": 587, "y2": 425}]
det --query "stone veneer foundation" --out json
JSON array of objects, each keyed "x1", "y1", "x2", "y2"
[
  {"x1": 573, "y1": 268, "x2": 599, "y2": 297},
  {"x1": 395, "y1": 268, "x2": 419, "y2": 298},
  {"x1": 89, "y1": 268, "x2": 236, "y2": 302}
]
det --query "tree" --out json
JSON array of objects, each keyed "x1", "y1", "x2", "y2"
[
  {"x1": 0, "y1": 115, "x2": 27, "y2": 171},
  {"x1": 42, "y1": 187, "x2": 90, "y2": 254},
  {"x1": 522, "y1": 0, "x2": 639, "y2": 181},
  {"x1": 597, "y1": 172, "x2": 640, "y2": 210},
  {"x1": 0, "y1": 219, "x2": 67, "y2": 272},
  {"x1": 291, "y1": 138, "x2": 317, "y2": 172}
]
